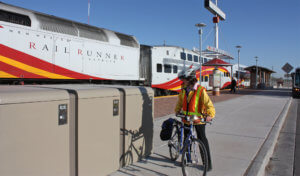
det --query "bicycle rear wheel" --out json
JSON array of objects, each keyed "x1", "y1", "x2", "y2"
[
  {"x1": 168, "y1": 126, "x2": 180, "y2": 161},
  {"x1": 181, "y1": 139, "x2": 208, "y2": 176}
]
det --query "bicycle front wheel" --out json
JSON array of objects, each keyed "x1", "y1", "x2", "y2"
[
  {"x1": 168, "y1": 126, "x2": 180, "y2": 161},
  {"x1": 181, "y1": 139, "x2": 208, "y2": 176}
]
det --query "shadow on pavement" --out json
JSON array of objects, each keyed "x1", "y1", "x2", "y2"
[
  {"x1": 149, "y1": 153, "x2": 181, "y2": 167},
  {"x1": 116, "y1": 152, "x2": 181, "y2": 176},
  {"x1": 138, "y1": 153, "x2": 181, "y2": 168},
  {"x1": 124, "y1": 164, "x2": 169, "y2": 176}
]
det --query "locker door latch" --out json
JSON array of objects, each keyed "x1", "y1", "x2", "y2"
[{"x1": 58, "y1": 104, "x2": 68, "y2": 125}]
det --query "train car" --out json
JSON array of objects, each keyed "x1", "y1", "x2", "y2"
[
  {"x1": 140, "y1": 45, "x2": 232, "y2": 95},
  {"x1": 292, "y1": 67, "x2": 300, "y2": 98},
  {"x1": 0, "y1": 2, "x2": 141, "y2": 84}
]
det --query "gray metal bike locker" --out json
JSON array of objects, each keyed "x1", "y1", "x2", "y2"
[
  {"x1": 31, "y1": 84, "x2": 121, "y2": 176},
  {"x1": 0, "y1": 86, "x2": 71, "y2": 176},
  {"x1": 95, "y1": 85, "x2": 154, "y2": 167}
]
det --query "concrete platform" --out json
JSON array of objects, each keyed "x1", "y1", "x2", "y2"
[{"x1": 110, "y1": 89, "x2": 292, "y2": 176}]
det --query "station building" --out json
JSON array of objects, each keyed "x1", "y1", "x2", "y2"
[{"x1": 244, "y1": 66, "x2": 275, "y2": 89}]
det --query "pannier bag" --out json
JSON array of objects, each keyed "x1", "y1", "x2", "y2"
[{"x1": 160, "y1": 118, "x2": 175, "y2": 141}]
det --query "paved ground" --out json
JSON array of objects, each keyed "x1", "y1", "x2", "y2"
[
  {"x1": 265, "y1": 98, "x2": 299, "y2": 176},
  {"x1": 111, "y1": 89, "x2": 292, "y2": 176}
]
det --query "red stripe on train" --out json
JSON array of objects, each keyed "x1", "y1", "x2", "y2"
[
  {"x1": 0, "y1": 44, "x2": 106, "y2": 80},
  {"x1": 0, "y1": 61, "x2": 47, "y2": 79},
  {"x1": 221, "y1": 82, "x2": 231, "y2": 89}
]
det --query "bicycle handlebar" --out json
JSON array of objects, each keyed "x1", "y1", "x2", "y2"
[{"x1": 175, "y1": 113, "x2": 212, "y2": 124}]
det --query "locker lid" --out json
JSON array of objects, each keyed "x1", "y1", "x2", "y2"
[
  {"x1": 92, "y1": 85, "x2": 154, "y2": 96},
  {"x1": 30, "y1": 84, "x2": 120, "y2": 99},
  {"x1": 0, "y1": 86, "x2": 69, "y2": 104}
]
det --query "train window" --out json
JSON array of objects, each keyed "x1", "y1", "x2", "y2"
[
  {"x1": 205, "y1": 76, "x2": 208, "y2": 82},
  {"x1": 194, "y1": 55, "x2": 199, "y2": 62},
  {"x1": 204, "y1": 58, "x2": 208, "y2": 63},
  {"x1": 187, "y1": 54, "x2": 192, "y2": 61},
  {"x1": 164, "y1": 64, "x2": 172, "y2": 73},
  {"x1": 75, "y1": 23, "x2": 108, "y2": 42},
  {"x1": 173, "y1": 65, "x2": 178, "y2": 73},
  {"x1": 35, "y1": 14, "x2": 77, "y2": 36},
  {"x1": 180, "y1": 52, "x2": 186, "y2": 60},
  {"x1": 115, "y1": 33, "x2": 139, "y2": 48},
  {"x1": 157, "y1": 64, "x2": 162, "y2": 73},
  {"x1": 166, "y1": 50, "x2": 169, "y2": 55},
  {"x1": 201, "y1": 76, "x2": 204, "y2": 82},
  {"x1": 0, "y1": 10, "x2": 31, "y2": 26}
]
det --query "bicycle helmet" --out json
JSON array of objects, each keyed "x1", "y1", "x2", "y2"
[{"x1": 178, "y1": 68, "x2": 196, "y2": 80}]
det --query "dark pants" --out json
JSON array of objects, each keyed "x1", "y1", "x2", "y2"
[
  {"x1": 184, "y1": 124, "x2": 212, "y2": 169},
  {"x1": 230, "y1": 86, "x2": 236, "y2": 93}
]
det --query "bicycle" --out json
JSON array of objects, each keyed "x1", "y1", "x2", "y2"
[{"x1": 168, "y1": 113, "x2": 211, "y2": 176}]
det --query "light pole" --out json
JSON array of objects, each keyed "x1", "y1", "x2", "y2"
[
  {"x1": 236, "y1": 45, "x2": 242, "y2": 93},
  {"x1": 195, "y1": 23, "x2": 206, "y2": 86},
  {"x1": 255, "y1": 56, "x2": 258, "y2": 89}
]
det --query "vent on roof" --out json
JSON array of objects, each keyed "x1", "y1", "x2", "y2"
[
  {"x1": 75, "y1": 23, "x2": 108, "y2": 42},
  {"x1": 35, "y1": 14, "x2": 77, "y2": 36},
  {"x1": 0, "y1": 9, "x2": 31, "y2": 26},
  {"x1": 115, "y1": 33, "x2": 138, "y2": 48}
]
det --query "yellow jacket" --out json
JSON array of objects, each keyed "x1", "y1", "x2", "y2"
[{"x1": 175, "y1": 86, "x2": 215, "y2": 121}]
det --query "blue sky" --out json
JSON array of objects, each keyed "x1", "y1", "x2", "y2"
[{"x1": 2, "y1": 0, "x2": 300, "y2": 77}]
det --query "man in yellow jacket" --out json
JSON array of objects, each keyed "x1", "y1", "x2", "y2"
[{"x1": 175, "y1": 68, "x2": 215, "y2": 171}]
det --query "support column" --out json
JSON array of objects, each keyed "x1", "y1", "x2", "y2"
[{"x1": 212, "y1": 67, "x2": 221, "y2": 96}]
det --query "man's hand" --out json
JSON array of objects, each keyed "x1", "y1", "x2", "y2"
[{"x1": 206, "y1": 116, "x2": 213, "y2": 122}]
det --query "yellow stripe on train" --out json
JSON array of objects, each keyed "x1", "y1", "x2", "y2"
[
  {"x1": 0, "y1": 55, "x2": 73, "y2": 79},
  {"x1": 0, "y1": 71, "x2": 17, "y2": 78}
]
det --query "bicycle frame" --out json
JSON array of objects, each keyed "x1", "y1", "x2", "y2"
[
  {"x1": 169, "y1": 113, "x2": 209, "y2": 162},
  {"x1": 178, "y1": 120, "x2": 196, "y2": 155}
]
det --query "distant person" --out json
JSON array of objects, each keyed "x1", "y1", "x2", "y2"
[
  {"x1": 175, "y1": 68, "x2": 215, "y2": 171},
  {"x1": 230, "y1": 78, "x2": 237, "y2": 93}
]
